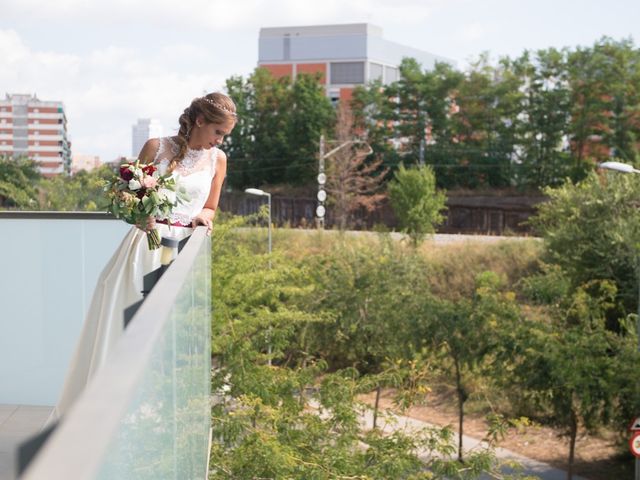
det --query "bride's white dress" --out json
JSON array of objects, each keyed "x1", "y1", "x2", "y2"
[{"x1": 52, "y1": 137, "x2": 218, "y2": 419}]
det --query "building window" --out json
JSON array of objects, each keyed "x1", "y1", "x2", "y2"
[
  {"x1": 330, "y1": 62, "x2": 365, "y2": 85},
  {"x1": 34, "y1": 119, "x2": 39, "y2": 124},
  {"x1": 370, "y1": 63, "x2": 383, "y2": 82},
  {"x1": 34, "y1": 108, "x2": 39, "y2": 113},
  {"x1": 283, "y1": 34, "x2": 291, "y2": 61}
]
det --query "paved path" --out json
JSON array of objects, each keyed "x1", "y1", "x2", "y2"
[
  {"x1": 0, "y1": 405, "x2": 53, "y2": 480},
  {"x1": 357, "y1": 408, "x2": 589, "y2": 480}
]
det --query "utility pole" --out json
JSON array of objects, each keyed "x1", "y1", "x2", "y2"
[{"x1": 317, "y1": 135, "x2": 326, "y2": 229}]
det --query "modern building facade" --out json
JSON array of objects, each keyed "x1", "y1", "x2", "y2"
[
  {"x1": 258, "y1": 23, "x2": 454, "y2": 103},
  {"x1": 0, "y1": 94, "x2": 72, "y2": 177},
  {"x1": 132, "y1": 118, "x2": 163, "y2": 157}
]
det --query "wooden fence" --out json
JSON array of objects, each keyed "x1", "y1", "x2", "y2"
[{"x1": 219, "y1": 192, "x2": 546, "y2": 235}]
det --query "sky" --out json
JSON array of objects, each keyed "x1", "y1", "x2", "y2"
[{"x1": 1, "y1": 0, "x2": 639, "y2": 163}]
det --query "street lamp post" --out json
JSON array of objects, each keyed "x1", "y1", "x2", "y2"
[{"x1": 598, "y1": 160, "x2": 640, "y2": 480}]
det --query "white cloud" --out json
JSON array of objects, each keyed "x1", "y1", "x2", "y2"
[
  {"x1": 459, "y1": 22, "x2": 486, "y2": 41},
  {"x1": 0, "y1": 28, "x2": 228, "y2": 160},
  {"x1": 2, "y1": 0, "x2": 442, "y2": 30}
]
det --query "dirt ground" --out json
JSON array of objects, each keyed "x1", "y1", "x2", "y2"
[{"x1": 359, "y1": 388, "x2": 633, "y2": 480}]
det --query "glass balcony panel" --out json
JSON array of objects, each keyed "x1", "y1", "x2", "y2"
[{"x1": 96, "y1": 236, "x2": 211, "y2": 479}]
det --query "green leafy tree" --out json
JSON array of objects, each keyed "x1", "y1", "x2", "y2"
[
  {"x1": 0, "y1": 156, "x2": 41, "y2": 208},
  {"x1": 444, "y1": 55, "x2": 516, "y2": 188},
  {"x1": 388, "y1": 163, "x2": 446, "y2": 245},
  {"x1": 301, "y1": 236, "x2": 426, "y2": 371},
  {"x1": 509, "y1": 48, "x2": 573, "y2": 188},
  {"x1": 419, "y1": 272, "x2": 521, "y2": 461},
  {"x1": 567, "y1": 38, "x2": 640, "y2": 175},
  {"x1": 497, "y1": 280, "x2": 626, "y2": 480},
  {"x1": 39, "y1": 165, "x2": 115, "y2": 211},
  {"x1": 530, "y1": 170, "x2": 640, "y2": 319},
  {"x1": 284, "y1": 74, "x2": 336, "y2": 184},
  {"x1": 224, "y1": 68, "x2": 334, "y2": 188}
]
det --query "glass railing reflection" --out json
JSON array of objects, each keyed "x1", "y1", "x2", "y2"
[
  {"x1": 21, "y1": 227, "x2": 212, "y2": 480},
  {"x1": 96, "y1": 235, "x2": 211, "y2": 480}
]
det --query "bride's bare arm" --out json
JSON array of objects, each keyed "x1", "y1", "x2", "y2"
[
  {"x1": 191, "y1": 150, "x2": 228, "y2": 234},
  {"x1": 137, "y1": 138, "x2": 160, "y2": 165}
]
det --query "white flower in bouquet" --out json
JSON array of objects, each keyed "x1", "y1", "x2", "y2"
[
  {"x1": 158, "y1": 187, "x2": 177, "y2": 204},
  {"x1": 128, "y1": 179, "x2": 142, "y2": 190}
]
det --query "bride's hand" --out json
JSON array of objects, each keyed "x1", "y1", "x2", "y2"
[{"x1": 191, "y1": 213, "x2": 212, "y2": 236}]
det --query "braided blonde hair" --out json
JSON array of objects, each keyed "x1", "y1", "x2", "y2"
[{"x1": 169, "y1": 92, "x2": 237, "y2": 172}]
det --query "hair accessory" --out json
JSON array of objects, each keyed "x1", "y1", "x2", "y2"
[{"x1": 202, "y1": 97, "x2": 237, "y2": 117}]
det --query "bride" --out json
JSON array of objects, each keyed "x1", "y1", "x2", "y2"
[{"x1": 52, "y1": 92, "x2": 237, "y2": 418}]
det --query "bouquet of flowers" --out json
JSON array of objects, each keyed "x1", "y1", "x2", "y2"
[{"x1": 105, "y1": 159, "x2": 184, "y2": 250}]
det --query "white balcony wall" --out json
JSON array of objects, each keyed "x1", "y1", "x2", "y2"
[{"x1": 0, "y1": 216, "x2": 131, "y2": 405}]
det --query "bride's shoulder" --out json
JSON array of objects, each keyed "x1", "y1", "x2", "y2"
[
  {"x1": 215, "y1": 148, "x2": 227, "y2": 164},
  {"x1": 138, "y1": 138, "x2": 161, "y2": 164}
]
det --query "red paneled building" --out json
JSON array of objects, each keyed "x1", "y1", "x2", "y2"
[
  {"x1": 0, "y1": 94, "x2": 71, "y2": 177},
  {"x1": 258, "y1": 23, "x2": 454, "y2": 104}
]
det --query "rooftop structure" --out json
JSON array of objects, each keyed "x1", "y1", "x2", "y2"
[{"x1": 258, "y1": 23, "x2": 454, "y2": 103}]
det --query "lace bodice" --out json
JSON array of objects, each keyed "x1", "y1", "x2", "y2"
[{"x1": 153, "y1": 137, "x2": 218, "y2": 225}]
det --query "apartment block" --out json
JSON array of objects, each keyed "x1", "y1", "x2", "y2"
[
  {"x1": 258, "y1": 23, "x2": 454, "y2": 103},
  {"x1": 0, "y1": 93, "x2": 71, "y2": 177}
]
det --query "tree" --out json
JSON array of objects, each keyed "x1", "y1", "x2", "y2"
[
  {"x1": 497, "y1": 280, "x2": 625, "y2": 480},
  {"x1": 224, "y1": 69, "x2": 334, "y2": 188},
  {"x1": 284, "y1": 74, "x2": 336, "y2": 184},
  {"x1": 508, "y1": 48, "x2": 573, "y2": 188},
  {"x1": 325, "y1": 103, "x2": 388, "y2": 230},
  {"x1": 388, "y1": 163, "x2": 446, "y2": 245},
  {"x1": 567, "y1": 38, "x2": 640, "y2": 176},
  {"x1": 39, "y1": 165, "x2": 115, "y2": 211},
  {"x1": 0, "y1": 156, "x2": 41, "y2": 208},
  {"x1": 420, "y1": 272, "x2": 521, "y2": 461},
  {"x1": 529, "y1": 170, "x2": 640, "y2": 319}
]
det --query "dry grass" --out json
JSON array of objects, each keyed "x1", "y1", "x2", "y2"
[{"x1": 418, "y1": 240, "x2": 542, "y2": 299}]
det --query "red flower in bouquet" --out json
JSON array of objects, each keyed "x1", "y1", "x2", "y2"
[{"x1": 119, "y1": 165, "x2": 134, "y2": 181}]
